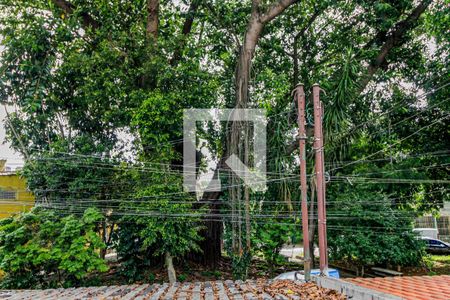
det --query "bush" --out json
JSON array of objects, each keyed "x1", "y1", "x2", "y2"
[
  {"x1": 253, "y1": 221, "x2": 297, "y2": 276},
  {"x1": 0, "y1": 208, "x2": 108, "y2": 288},
  {"x1": 115, "y1": 172, "x2": 204, "y2": 283},
  {"x1": 328, "y1": 186, "x2": 426, "y2": 274}
]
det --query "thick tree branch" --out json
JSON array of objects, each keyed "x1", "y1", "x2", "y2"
[
  {"x1": 284, "y1": 0, "x2": 432, "y2": 157},
  {"x1": 146, "y1": 0, "x2": 159, "y2": 41},
  {"x1": 293, "y1": 7, "x2": 324, "y2": 86},
  {"x1": 3, "y1": 106, "x2": 30, "y2": 160},
  {"x1": 170, "y1": 0, "x2": 200, "y2": 65},
  {"x1": 236, "y1": 0, "x2": 298, "y2": 107},
  {"x1": 363, "y1": 29, "x2": 389, "y2": 50},
  {"x1": 181, "y1": 1, "x2": 199, "y2": 36},
  {"x1": 52, "y1": 0, "x2": 99, "y2": 29},
  {"x1": 358, "y1": 0, "x2": 432, "y2": 92},
  {"x1": 261, "y1": 0, "x2": 298, "y2": 24},
  {"x1": 294, "y1": 8, "x2": 322, "y2": 40}
]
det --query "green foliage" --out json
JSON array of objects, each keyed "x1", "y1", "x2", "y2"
[
  {"x1": 253, "y1": 222, "x2": 296, "y2": 275},
  {"x1": 328, "y1": 185, "x2": 426, "y2": 270},
  {"x1": 201, "y1": 270, "x2": 222, "y2": 278},
  {"x1": 0, "y1": 0, "x2": 448, "y2": 284},
  {"x1": 131, "y1": 91, "x2": 184, "y2": 160},
  {"x1": 116, "y1": 171, "x2": 203, "y2": 281},
  {"x1": 136, "y1": 177, "x2": 203, "y2": 255},
  {"x1": 114, "y1": 220, "x2": 152, "y2": 282},
  {"x1": 177, "y1": 273, "x2": 187, "y2": 282},
  {"x1": 230, "y1": 251, "x2": 252, "y2": 281},
  {"x1": 0, "y1": 208, "x2": 107, "y2": 289}
]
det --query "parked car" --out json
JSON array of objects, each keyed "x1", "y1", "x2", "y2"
[{"x1": 421, "y1": 237, "x2": 450, "y2": 254}]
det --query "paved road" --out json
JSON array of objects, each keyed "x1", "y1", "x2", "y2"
[{"x1": 279, "y1": 244, "x2": 319, "y2": 262}]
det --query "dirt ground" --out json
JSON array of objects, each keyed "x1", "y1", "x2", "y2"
[
  {"x1": 89, "y1": 254, "x2": 450, "y2": 286},
  {"x1": 93, "y1": 257, "x2": 304, "y2": 286}
]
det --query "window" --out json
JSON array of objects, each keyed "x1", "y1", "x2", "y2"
[
  {"x1": 0, "y1": 190, "x2": 16, "y2": 200},
  {"x1": 436, "y1": 242, "x2": 447, "y2": 248}
]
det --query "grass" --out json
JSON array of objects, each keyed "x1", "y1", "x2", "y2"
[
  {"x1": 426, "y1": 254, "x2": 450, "y2": 275},
  {"x1": 430, "y1": 255, "x2": 450, "y2": 263}
]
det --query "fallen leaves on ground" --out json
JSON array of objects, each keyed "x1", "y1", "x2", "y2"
[{"x1": 262, "y1": 280, "x2": 346, "y2": 300}]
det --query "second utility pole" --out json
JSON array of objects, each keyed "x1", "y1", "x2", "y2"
[{"x1": 312, "y1": 84, "x2": 328, "y2": 275}]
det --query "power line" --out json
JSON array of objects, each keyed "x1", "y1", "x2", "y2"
[
  {"x1": 324, "y1": 81, "x2": 450, "y2": 152},
  {"x1": 328, "y1": 113, "x2": 450, "y2": 173}
]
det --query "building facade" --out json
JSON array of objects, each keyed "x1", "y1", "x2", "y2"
[{"x1": 0, "y1": 160, "x2": 34, "y2": 218}]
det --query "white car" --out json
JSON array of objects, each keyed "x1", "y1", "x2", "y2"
[{"x1": 421, "y1": 237, "x2": 450, "y2": 254}]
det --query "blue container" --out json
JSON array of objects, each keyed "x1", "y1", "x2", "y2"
[
  {"x1": 310, "y1": 268, "x2": 340, "y2": 278},
  {"x1": 274, "y1": 268, "x2": 341, "y2": 281}
]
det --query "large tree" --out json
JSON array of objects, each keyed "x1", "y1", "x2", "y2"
[{"x1": 1, "y1": 0, "x2": 448, "y2": 279}]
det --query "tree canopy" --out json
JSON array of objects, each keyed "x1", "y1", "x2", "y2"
[{"x1": 0, "y1": 0, "x2": 448, "y2": 286}]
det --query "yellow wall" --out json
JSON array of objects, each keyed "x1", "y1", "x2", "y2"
[{"x1": 0, "y1": 174, "x2": 35, "y2": 218}]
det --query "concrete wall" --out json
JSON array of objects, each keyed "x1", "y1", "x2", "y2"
[{"x1": 312, "y1": 276, "x2": 403, "y2": 300}]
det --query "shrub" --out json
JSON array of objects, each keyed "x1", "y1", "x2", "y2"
[
  {"x1": 0, "y1": 208, "x2": 108, "y2": 288},
  {"x1": 328, "y1": 186, "x2": 426, "y2": 275}
]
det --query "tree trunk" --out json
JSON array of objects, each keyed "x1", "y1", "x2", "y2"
[
  {"x1": 100, "y1": 219, "x2": 107, "y2": 259},
  {"x1": 228, "y1": 4, "x2": 263, "y2": 257},
  {"x1": 146, "y1": 0, "x2": 159, "y2": 41},
  {"x1": 244, "y1": 123, "x2": 251, "y2": 250},
  {"x1": 190, "y1": 0, "x2": 298, "y2": 267},
  {"x1": 165, "y1": 252, "x2": 176, "y2": 283},
  {"x1": 170, "y1": 0, "x2": 199, "y2": 65},
  {"x1": 228, "y1": 0, "x2": 297, "y2": 257},
  {"x1": 235, "y1": 17, "x2": 263, "y2": 108},
  {"x1": 188, "y1": 164, "x2": 224, "y2": 267},
  {"x1": 195, "y1": 215, "x2": 222, "y2": 267}
]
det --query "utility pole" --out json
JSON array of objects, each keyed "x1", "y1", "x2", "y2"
[
  {"x1": 294, "y1": 84, "x2": 311, "y2": 281},
  {"x1": 312, "y1": 84, "x2": 328, "y2": 275}
]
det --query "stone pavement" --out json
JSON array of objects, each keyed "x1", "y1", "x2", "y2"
[{"x1": 0, "y1": 280, "x2": 345, "y2": 300}]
